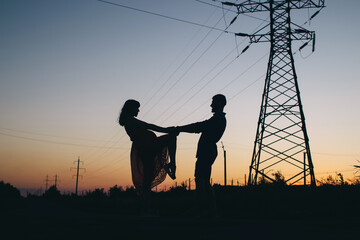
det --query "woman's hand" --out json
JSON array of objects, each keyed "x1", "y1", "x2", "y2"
[{"x1": 166, "y1": 126, "x2": 179, "y2": 136}]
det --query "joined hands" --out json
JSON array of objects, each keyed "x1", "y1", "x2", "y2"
[{"x1": 166, "y1": 126, "x2": 180, "y2": 136}]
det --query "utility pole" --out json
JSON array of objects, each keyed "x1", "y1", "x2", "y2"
[
  {"x1": 221, "y1": 141, "x2": 227, "y2": 186},
  {"x1": 53, "y1": 174, "x2": 59, "y2": 188},
  {"x1": 49, "y1": 174, "x2": 60, "y2": 188},
  {"x1": 44, "y1": 175, "x2": 50, "y2": 191},
  {"x1": 225, "y1": 0, "x2": 325, "y2": 186},
  {"x1": 71, "y1": 156, "x2": 86, "y2": 196}
]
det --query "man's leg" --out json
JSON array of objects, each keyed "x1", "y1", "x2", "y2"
[{"x1": 195, "y1": 159, "x2": 216, "y2": 216}]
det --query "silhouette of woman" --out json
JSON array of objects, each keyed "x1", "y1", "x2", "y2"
[{"x1": 119, "y1": 99, "x2": 177, "y2": 197}]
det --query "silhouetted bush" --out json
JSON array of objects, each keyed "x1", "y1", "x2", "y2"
[
  {"x1": 348, "y1": 178, "x2": 360, "y2": 185},
  {"x1": 108, "y1": 185, "x2": 124, "y2": 199},
  {"x1": 272, "y1": 170, "x2": 287, "y2": 186},
  {"x1": 85, "y1": 188, "x2": 107, "y2": 200},
  {"x1": 168, "y1": 185, "x2": 188, "y2": 194},
  {"x1": 0, "y1": 181, "x2": 21, "y2": 198},
  {"x1": 317, "y1": 173, "x2": 349, "y2": 186},
  {"x1": 43, "y1": 185, "x2": 61, "y2": 199},
  {"x1": 124, "y1": 186, "x2": 137, "y2": 196}
]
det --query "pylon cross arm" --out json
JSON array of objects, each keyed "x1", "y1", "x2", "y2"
[
  {"x1": 223, "y1": 1, "x2": 270, "y2": 13},
  {"x1": 223, "y1": 0, "x2": 324, "y2": 13},
  {"x1": 239, "y1": 30, "x2": 314, "y2": 43}
]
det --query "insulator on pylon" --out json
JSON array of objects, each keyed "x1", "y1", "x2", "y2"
[
  {"x1": 310, "y1": 10, "x2": 320, "y2": 20},
  {"x1": 294, "y1": 29, "x2": 309, "y2": 33},
  {"x1": 241, "y1": 45, "x2": 250, "y2": 54},
  {"x1": 230, "y1": 16, "x2": 238, "y2": 26},
  {"x1": 222, "y1": 2, "x2": 236, "y2": 6},
  {"x1": 299, "y1": 42, "x2": 308, "y2": 51},
  {"x1": 235, "y1": 32, "x2": 248, "y2": 37},
  {"x1": 312, "y1": 33, "x2": 316, "y2": 52}
]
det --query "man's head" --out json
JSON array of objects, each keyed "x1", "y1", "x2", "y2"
[{"x1": 211, "y1": 94, "x2": 226, "y2": 113}]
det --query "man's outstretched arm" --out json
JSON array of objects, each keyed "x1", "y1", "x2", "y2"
[{"x1": 177, "y1": 120, "x2": 208, "y2": 134}]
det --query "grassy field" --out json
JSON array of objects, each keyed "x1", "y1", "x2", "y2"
[{"x1": 2, "y1": 184, "x2": 360, "y2": 239}]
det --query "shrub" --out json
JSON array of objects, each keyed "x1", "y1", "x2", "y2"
[{"x1": 0, "y1": 181, "x2": 21, "y2": 198}]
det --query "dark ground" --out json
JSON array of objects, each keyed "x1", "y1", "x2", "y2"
[{"x1": 1, "y1": 185, "x2": 360, "y2": 240}]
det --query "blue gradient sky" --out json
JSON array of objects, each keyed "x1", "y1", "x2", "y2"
[{"x1": 0, "y1": 0, "x2": 359, "y2": 193}]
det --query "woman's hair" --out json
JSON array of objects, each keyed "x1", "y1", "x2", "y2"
[{"x1": 119, "y1": 99, "x2": 140, "y2": 126}]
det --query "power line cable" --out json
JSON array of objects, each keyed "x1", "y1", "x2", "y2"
[
  {"x1": 142, "y1": 29, "x2": 228, "y2": 118},
  {"x1": 140, "y1": 7, "x2": 219, "y2": 109},
  {"x1": 0, "y1": 131, "x2": 127, "y2": 149},
  {"x1": 0, "y1": 127, "x2": 122, "y2": 143},
  {"x1": 141, "y1": 24, "x2": 221, "y2": 118},
  {"x1": 83, "y1": 133, "x2": 128, "y2": 167},
  {"x1": 141, "y1": 9, "x2": 237, "y2": 118},
  {"x1": 159, "y1": 48, "x2": 240, "y2": 124},
  {"x1": 218, "y1": 51, "x2": 268, "y2": 93},
  {"x1": 66, "y1": 3, "x2": 268, "y2": 175},
  {"x1": 154, "y1": 15, "x2": 269, "y2": 124},
  {"x1": 97, "y1": 0, "x2": 235, "y2": 34},
  {"x1": 174, "y1": 51, "x2": 268, "y2": 125}
]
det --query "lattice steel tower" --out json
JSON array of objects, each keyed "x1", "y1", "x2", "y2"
[{"x1": 225, "y1": 0, "x2": 325, "y2": 186}]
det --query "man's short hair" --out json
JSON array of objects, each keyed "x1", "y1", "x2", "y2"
[{"x1": 213, "y1": 94, "x2": 226, "y2": 107}]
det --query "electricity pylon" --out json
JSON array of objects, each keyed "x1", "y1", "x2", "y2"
[{"x1": 225, "y1": 0, "x2": 325, "y2": 186}]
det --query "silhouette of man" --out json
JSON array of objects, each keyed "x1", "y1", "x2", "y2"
[{"x1": 176, "y1": 94, "x2": 227, "y2": 216}]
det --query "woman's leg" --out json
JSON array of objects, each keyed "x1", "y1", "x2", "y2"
[
  {"x1": 167, "y1": 134, "x2": 177, "y2": 166},
  {"x1": 141, "y1": 154, "x2": 155, "y2": 214},
  {"x1": 159, "y1": 134, "x2": 177, "y2": 179}
]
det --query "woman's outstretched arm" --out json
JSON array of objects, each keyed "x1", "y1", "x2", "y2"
[{"x1": 132, "y1": 117, "x2": 174, "y2": 133}]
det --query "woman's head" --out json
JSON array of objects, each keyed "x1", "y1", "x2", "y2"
[{"x1": 119, "y1": 99, "x2": 140, "y2": 126}]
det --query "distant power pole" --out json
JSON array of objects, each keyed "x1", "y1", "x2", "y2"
[
  {"x1": 53, "y1": 174, "x2": 59, "y2": 188},
  {"x1": 221, "y1": 141, "x2": 227, "y2": 186},
  {"x1": 71, "y1": 156, "x2": 86, "y2": 196},
  {"x1": 44, "y1": 175, "x2": 50, "y2": 191},
  {"x1": 225, "y1": 0, "x2": 325, "y2": 186}
]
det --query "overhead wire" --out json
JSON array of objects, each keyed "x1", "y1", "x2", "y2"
[
  {"x1": 176, "y1": 53, "x2": 268, "y2": 125},
  {"x1": 146, "y1": 12, "x2": 270, "y2": 124},
  {"x1": 177, "y1": 4, "x2": 324, "y2": 123},
  {"x1": 159, "y1": 47, "x2": 240, "y2": 125},
  {"x1": 165, "y1": 18, "x2": 270, "y2": 124},
  {"x1": 82, "y1": 1, "x2": 322, "y2": 183},
  {"x1": 141, "y1": 25, "x2": 223, "y2": 118},
  {"x1": 157, "y1": 44, "x2": 239, "y2": 123},
  {"x1": 0, "y1": 126, "x2": 129, "y2": 168},
  {"x1": 0, "y1": 131, "x2": 127, "y2": 149},
  {"x1": 165, "y1": 19, "x2": 270, "y2": 125},
  {"x1": 140, "y1": 7, "x2": 219, "y2": 109},
  {"x1": 85, "y1": 4, "x2": 224, "y2": 173},
  {"x1": 0, "y1": 127, "x2": 121, "y2": 143},
  {"x1": 97, "y1": 0, "x2": 236, "y2": 34},
  {"x1": 141, "y1": 9, "x2": 238, "y2": 119},
  {"x1": 85, "y1": 7, "x2": 237, "y2": 177}
]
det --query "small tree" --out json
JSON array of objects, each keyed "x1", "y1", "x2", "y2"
[
  {"x1": 85, "y1": 188, "x2": 107, "y2": 200},
  {"x1": 109, "y1": 185, "x2": 124, "y2": 199},
  {"x1": 0, "y1": 181, "x2": 21, "y2": 198},
  {"x1": 317, "y1": 173, "x2": 348, "y2": 186},
  {"x1": 43, "y1": 185, "x2": 61, "y2": 199},
  {"x1": 272, "y1": 171, "x2": 286, "y2": 186}
]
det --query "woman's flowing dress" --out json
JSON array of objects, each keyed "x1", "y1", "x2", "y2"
[{"x1": 125, "y1": 118, "x2": 170, "y2": 194}]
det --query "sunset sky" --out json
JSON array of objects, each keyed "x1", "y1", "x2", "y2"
[{"x1": 1, "y1": 0, "x2": 359, "y2": 194}]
